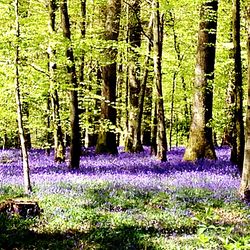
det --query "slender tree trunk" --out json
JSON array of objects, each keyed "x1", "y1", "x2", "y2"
[
  {"x1": 169, "y1": 72, "x2": 176, "y2": 150},
  {"x1": 125, "y1": 5, "x2": 130, "y2": 145},
  {"x1": 116, "y1": 63, "x2": 123, "y2": 146},
  {"x1": 143, "y1": 83, "x2": 153, "y2": 146},
  {"x1": 95, "y1": 0, "x2": 121, "y2": 154},
  {"x1": 61, "y1": 0, "x2": 81, "y2": 168},
  {"x1": 46, "y1": 97, "x2": 52, "y2": 155},
  {"x1": 48, "y1": 0, "x2": 65, "y2": 162},
  {"x1": 239, "y1": 6, "x2": 250, "y2": 200},
  {"x1": 135, "y1": 14, "x2": 153, "y2": 151},
  {"x1": 79, "y1": 0, "x2": 86, "y2": 83},
  {"x1": 183, "y1": 0, "x2": 218, "y2": 161},
  {"x1": 14, "y1": 0, "x2": 31, "y2": 194},
  {"x1": 152, "y1": 0, "x2": 167, "y2": 161},
  {"x1": 151, "y1": 102, "x2": 157, "y2": 156},
  {"x1": 230, "y1": 0, "x2": 244, "y2": 170},
  {"x1": 170, "y1": 11, "x2": 190, "y2": 147},
  {"x1": 221, "y1": 60, "x2": 234, "y2": 147},
  {"x1": 22, "y1": 101, "x2": 31, "y2": 149}
]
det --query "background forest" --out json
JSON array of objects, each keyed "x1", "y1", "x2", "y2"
[{"x1": 0, "y1": 0, "x2": 247, "y2": 157}]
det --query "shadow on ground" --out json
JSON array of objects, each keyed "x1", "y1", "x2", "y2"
[{"x1": 0, "y1": 214, "x2": 160, "y2": 250}]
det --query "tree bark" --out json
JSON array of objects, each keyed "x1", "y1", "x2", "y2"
[
  {"x1": 61, "y1": 0, "x2": 81, "y2": 168},
  {"x1": 95, "y1": 0, "x2": 121, "y2": 154},
  {"x1": 151, "y1": 102, "x2": 157, "y2": 156},
  {"x1": 22, "y1": 100, "x2": 31, "y2": 149},
  {"x1": 135, "y1": 13, "x2": 153, "y2": 152},
  {"x1": 125, "y1": 0, "x2": 142, "y2": 153},
  {"x1": 152, "y1": 0, "x2": 167, "y2": 161},
  {"x1": 230, "y1": 0, "x2": 244, "y2": 170},
  {"x1": 239, "y1": 6, "x2": 250, "y2": 200},
  {"x1": 183, "y1": 0, "x2": 218, "y2": 161},
  {"x1": 48, "y1": 0, "x2": 65, "y2": 162},
  {"x1": 169, "y1": 11, "x2": 190, "y2": 148},
  {"x1": 14, "y1": 0, "x2": 32, "y2": 194},
  {"x1": 79, "y1": 0, "x2": 86, "y2": 83}
]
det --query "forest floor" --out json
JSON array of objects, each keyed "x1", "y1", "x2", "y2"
[{"x1": 0, "y1": 146, "x2": 250, "y2": 249}]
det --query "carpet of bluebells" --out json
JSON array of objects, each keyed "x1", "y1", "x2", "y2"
[{"x1": 0, "y1": 146, "x2": 250, "y2": 249}]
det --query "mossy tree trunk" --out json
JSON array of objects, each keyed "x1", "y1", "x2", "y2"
[
  {"x1": 95, "y1": 0, "x2": 121, "y2": 154},
  {"x1": 239, "y1": 6, "x2": 250, "y2": 200},
  {"x1": 61, "y1": 0, "x2": 81, "y2": 168},
  {"x1": 183, "y1": 0, "x2": 218, "y2": 161}
]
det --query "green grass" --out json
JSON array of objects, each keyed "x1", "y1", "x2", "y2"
[{"x1": 0, "y1": 183, "x2": 250, "y2": 250}]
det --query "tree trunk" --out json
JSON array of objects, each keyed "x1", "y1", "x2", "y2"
[
  {"x1": 61, "y1": 0, "x2": 81, "y2": 168},
  {"x1": 46, "y1": 97, "x2": 52, "y2": 155},
  {"x1": 79, "y1": 0, "x2": 86, "y2": 83},
  {"x1": 221, "y1": 58, "x2": 234, "y2": 147},
  {"x1": 95, "y1": 0, "x2": 121, "y2": 155},
  {"x1": 22, "y1": 101, "x2": 31, "y2": 149},
  {"x1": 183, "y1": 0, "x2": 218, "y2": 161},
  {"x1": 169, "y1": 71, "x2": 177, "y2": 150},
  {"x1": 151, "y1": 102, "x2": 157, "y2": 156},
  {"x1": 230, "y1": 0, "x2": 244, "y2": 170},
  {"x1": 48, "y1": 0, "x2": 65, "y2": 162},
  {"x1": 125, "y1": 0, "x2": 142, "y2": 153},
  {"x1": 14, "y1": 0, "x2": 31, "y2": 194},
  {"x1": 142, "y1": 83, "x2": 153, "y2": 146},
  {"x1": 135, "y1": 14, "x2": 153, "y2": 151},
  {"x1": 169, "y1": 11, "x2": 190, "y2": 147},
  {"x1": 239, "y1": 6, "x2": 250, "y2": 200},
  {"x1": 152, "y1": 0, "x2": 167, "y2": 161}
]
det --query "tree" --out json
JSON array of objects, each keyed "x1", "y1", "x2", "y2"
[
  {"x1": 239, "y1": 6, "x2": 250, "y2": 200},
  {"x1": 125, "y1": 0, "x2": 142, "y2": 152},
  {"x1": 183, "y1": 0, "x2": 218, "y2": 161},
  {"x1": 60, "y1": 0, "x2": 81, "y2": 169},
  {"x1": 48, "y1": 0, "x2": 65, "y2": 162},
  {"x1": 152, "y1": 0, "x2": 167, "y2": 161},
  {"x1": 169, "y1": 10, "x2": 190, "y2": 149},
  {"x1": 95, "y1": 0, "x2": 121, "y2": 154},
  {"x1": 138, "y1": 14, "x2": 153, "y2": 148},
  {"x1": 14, "y1": 0, "x2": 32, "y2": 194},
  {"x1": 230, "y1": 0, "x2": 244, "y2": 169}
]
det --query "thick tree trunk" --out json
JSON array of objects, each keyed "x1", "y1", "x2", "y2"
[
  {"x1": 61, "y1": 0, "x2": 81, "y2": 168},
  {"x1": 14, "y1": 0, "x2": 31, "y2": 194},
  {"x1": 152, "y1": 0, "x2": 167, "y2": 161},
  {"x1": 48, "y1": 0, "x2": 65, "y2": 162},
  {"x1": 230, "y1": 0, "x2": 244, "y2": 170},
  {"x1": 183, "y1": 0, "x2": 218, "y2": 161},
  {"x1": 95, "y1": 0, "x2": 121, "y2": 155},
  {"x1": 239, "y1": 6, "x2": 250, "y2": 200},
  {"x1": 125, "y1": 0, "x2": 142, "y2": 153}
]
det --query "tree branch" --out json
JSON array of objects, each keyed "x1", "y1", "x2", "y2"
[{"x1": 28, "y1": 63, "x2": 49, "y2": 77}]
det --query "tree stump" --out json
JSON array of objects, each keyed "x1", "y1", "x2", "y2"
[{"x1": 0, "y1": 199, "x2": 42, "y2": 218}]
